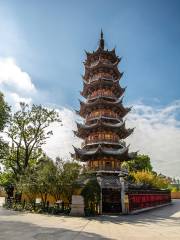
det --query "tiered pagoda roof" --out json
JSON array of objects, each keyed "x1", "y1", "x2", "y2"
[
  {"x1": 74, "y1": 120, "x2": 134, "y2": 139},
  {"x1": 73, "y1": 31, "x2": 136, "y2": 171},
  {"x1": 81, "y1": 78, "x2": 126, "y2": 98},
  {"x1": 73, "y1": 145, "x2": 129, "y2": 161},
  {"x1": 78, "y1": 98, "x2": 131, "y2": 118},
  {"x1": 83, "y1": 61, "x2": 121, "y2": 80}
]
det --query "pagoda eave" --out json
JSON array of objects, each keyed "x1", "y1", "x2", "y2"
[
  {"x1": 83, "y1": 68, "x2": 122, "y2": 81},
  {"x1": 86, "y1": 116, "x2": 122, "y2": 124},
  {"x1": 73, "y1": 145, "x2": 132, "y2": 162},
  {"x1": 84, "y1": 58, "x2": 120, "y2": 69},
  {"x1": 88, "y1": 95, "x2": 117, "y2": 102},
  {"x1": 85, "y1": 48, "x2": 118, "y2": 63},
  {"x1": 75, "y1": 120, "x2": 133, "y2": 138},
  {"x1": 82, "y1": 141, "x2": 126, "y2": 148},
  {"x1": 79, "y1": 98, "x2": 130, "y2": 117},
  {"x1": 81, "y1": 79, "x2": 125, "y2": 98}
]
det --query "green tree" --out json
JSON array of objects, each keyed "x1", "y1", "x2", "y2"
[
  {"x1": 122, "y1": 154, "x2": 153, "y2": 172},
  {"x1": 2, "y1": 103, "x2": 61, "y2": 179},
  {"x1": 49, "y1": 157, "x2": 64, "y2": 202},
  {"x1": 17, "y1": 168, "x2": 39, "y2": 203},
  {"x1": 0, "y1": 171, "x2": 14, "y2": 197},
  {"x1": 51, "y1": 158, "x2": 81, "y2": 202},
  {"x1": 17, "y1": 156, "x2": 57, "y2": 206},
  {"x1": 0, "y1": 92, "x2": 10, "y2": 131},
  {"x1": 81, "y1": 178, "x2": 100, "y2": 214},
  {"x1": 131, "y1": 170, "x2": 169, "y2": 189},
  {"x1": 17, "y1": 156, "x2": 81, "y2": 207},
  {"x1": 16, "y1": 154, "x2": 50, "y2": 203},
  {"x1": 0, "y1": 92, "x2": 10, "y2": 160},
  {"x1": 0, "y1": 171, "x2": 14, "y2": 187},
  {"x1": 36, "y1": 159, "x2": 57, "y2": 207}
]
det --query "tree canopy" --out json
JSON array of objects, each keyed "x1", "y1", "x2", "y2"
[
  {"x1": 131, "y1": 170, "x2": 169, "y2": 189},
  {"x1": 1, "y1": 103, "x2": 61, "y2": 179},
  {"x1": 0, "y1": 92, "x2": 10, "y2": 161},
  {"x1": 0, "y1": 92, "x2": 10, "y2": 131},
  {"x1": 122, "y1": 154, "x2": 153, "y2": 172},
  {"x1": 16, "y1": 157, "x2": 81, "y2": 206}
]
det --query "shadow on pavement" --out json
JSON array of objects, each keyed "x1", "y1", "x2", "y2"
[
  {"x1": 88, "y1": 199, "x2": 180, "y2": 226},
  {"x1": 0, "y1": 220, "x2": 112, "y2": 240},
  {"x1": 0, "y1": 207, "x2": 26, "y2": 216},
  {"x1": 0, "y1": 200, "x2": 180, "y2": 233}
]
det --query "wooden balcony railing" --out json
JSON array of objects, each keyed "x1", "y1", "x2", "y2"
[
  {"x1": 82, "y1": 139, "x2": 119, "y2": 147},
  {"x1": 88, "y1": 94, "x2": 116, "y2": 101},
  {"x1": 87, "y1": 166, "x2": 121, "y2": 171},
  {"x1": 89, "y1": 76, "x2": 113, "y2": 82},
  {"x1": 89, "y1": 61, "x2": 112, "y2": 69},
  {"x1": 86, "y1": 114, "x2": 119, "y2": 122}
]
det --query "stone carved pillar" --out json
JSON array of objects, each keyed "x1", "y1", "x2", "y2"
[
  {"x1": 96, "y1": 173, "x2": 102, "y2": 215},
  {"x1": 70, "y1": 195, "x2": 84, "y2": 216},
  {"x1": 119, "y1": 170, "x2": 129, "y2": 214},
  {"x1": 120, "y1": 176, "x2": 126, "y2": 214}
]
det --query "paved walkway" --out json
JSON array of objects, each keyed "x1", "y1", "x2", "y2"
[{"x1": 0, "y1": 200, "x2": 180, "y2": 240}]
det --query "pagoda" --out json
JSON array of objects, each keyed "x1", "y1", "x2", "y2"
[
  {"x1": 71, "y1": 32, "x2": 171, "y2": 215},
  {"x1": 72, "y1": 31, "x2": 138, "y2": 213},
  {"x1": 73, "y1": 31, "x2": 136, "y2": 173}
]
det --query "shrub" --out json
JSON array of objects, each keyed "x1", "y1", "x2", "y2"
[{"x1": 131, "y1": 171, "x2": 169, "y2": 189}]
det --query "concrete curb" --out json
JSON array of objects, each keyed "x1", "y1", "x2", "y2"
[{"x1": 129, "y1": 202, "x2": 172, "y2": 214}]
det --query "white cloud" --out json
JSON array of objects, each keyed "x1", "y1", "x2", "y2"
[
  {"x1": 44, "y1": 108, "x2": 81, "y2": 160},
  {"x1": 126, "y1": 100, "x2": 180, "y2": 178},
  {"x1": 8, "y1": 92, "x2": 32, "y2": 109},
  {"x1": 0, "y1": 58, "x2": 36, "y2": 94},
  {"x1": 0, "y1": 57, "x2": 36, "y2": 110},
  {"x1": 44, "y1": 101, "x2": 180, "y2": 178}
]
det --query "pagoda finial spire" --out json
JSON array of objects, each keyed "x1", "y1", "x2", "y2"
[
  {"x1": 99, "y1": 29, "x2": 104, "y2": 50},
  {"x1": 101, "y1": 29, "x2": 103, "y2": 39}
]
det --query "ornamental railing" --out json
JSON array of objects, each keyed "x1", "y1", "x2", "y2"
[
  {"x1": 89, "y1": 76, "x2": 114, "y2": 82},
  {"x1": 82, "y1": 139, "x2": 119, "y2": 146},
  {"x1": 88, "y1": 94, "x2": 116, "y2": 101},
  {"x1": 88, "y1": 166, "x2": 121, "y2": 172},
  {"x1": 89, "y1": 59, "x2": 112, "y2": 67},
  {"x1": 127, "y1": 190, "x2": 171, "y2": 212},
  {"x1": 86, "y1": 114, "x2": 120, "y2": 122}
]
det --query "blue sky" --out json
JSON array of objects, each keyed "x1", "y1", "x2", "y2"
[
  {"x1": 0, "y1": 0, "x2": 180, "y2": 108},
  {"x1": 0, "y1": 0, "x2": 180, "y2": 177}
]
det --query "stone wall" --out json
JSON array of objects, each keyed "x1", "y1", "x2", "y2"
[
  {"x1": 0, "y1": 197, "x2": 5, "y2": 206},
  {"x1": 171, "y1": 192, "x2": 180, "y2": 199},
  {"x1": 0, "y1": 187, "x2": 6, "y2": 197}
]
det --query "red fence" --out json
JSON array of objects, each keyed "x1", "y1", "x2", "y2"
[{"x1": 128, "y1": 190, "x2": 171, "y2": 212}]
